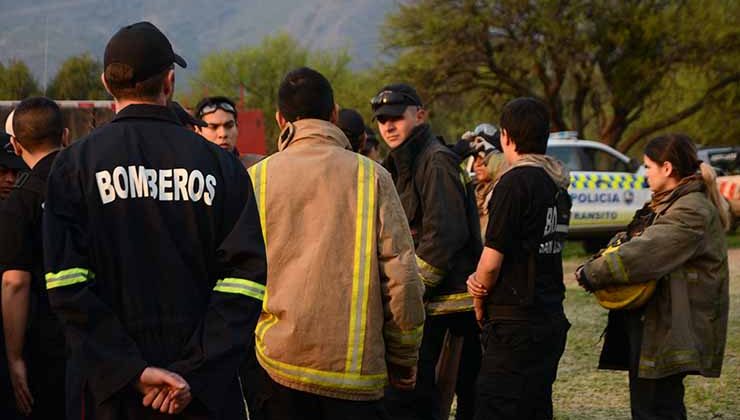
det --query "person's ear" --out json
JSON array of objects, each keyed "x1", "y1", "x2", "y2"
[
  {"x1": 416, "y1": 107, "x2": 427, "y2": 124},
  {"x1": 9, "y1": 136, "x2": 22, "y2": 156},
  {"x1": 662, "y1": 161, "x2": 675, "y2": 178},
  {"x1": 330, "y1": 104, "x2": 339, "y2": 124},
  {"x1": 162, "y1": 69, "x2": 175, "y2": 100},
  {"x1": 101, "y1": 73, "x2": 113, "y2": 97},
  {"x1": 275, "y1": 111, "x2": 289, "y2": 130},
  {"x1": 60, "y1": 128, "x2": 70, "y2": 147}
]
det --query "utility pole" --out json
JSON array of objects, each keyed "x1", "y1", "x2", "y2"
[{"x1": 43, "y1": 15, "x2": 49, "y2": 94}]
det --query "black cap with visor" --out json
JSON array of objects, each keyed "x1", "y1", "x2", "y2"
[{"x1": 371, "y1": 83, "x2": 423, "y2": 120}]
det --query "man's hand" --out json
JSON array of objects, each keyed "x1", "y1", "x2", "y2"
[
  {"x1": 466, "y1": 273, "x2": 488, "y2": 298},
  {"x1": 8, "y1": 357, "x2": 33, "y2": 416},
  {"x1": 387, "y1": 362, "x2": 417, "y2": 391},
  {"x1": 575, "y1": 265, "x2": 594, "y2": 292},
  {"x1": 136, "y1": 367, "x2": 192, "y2": 414}
]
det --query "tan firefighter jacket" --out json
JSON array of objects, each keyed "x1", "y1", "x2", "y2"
[{"x1": 247, "y1": 119, "x2": 425, "y2": 401}]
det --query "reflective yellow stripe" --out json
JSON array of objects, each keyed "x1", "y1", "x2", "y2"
[
  {"x1": 256, "y1": 340, "x2": 387, "y2": 391},
  {"x1": 249, "y1": 158, "x2": 278, "y2": 342},
  {"x1": 248, "y1": 158, "x2": 270, "y2": 247},
  {"x1": 569, "y1": 174, "x2": 647, "y2": 190},
  {"x1": 346, "y1": 156, "x2": 375, "y2": 373},
  {"x1": 384, "y1": 324, "x2": 424, "y2": 346},
  {"x1": 45, "y1": 267, "x2": 94, "y2": 290},
  {"x1": 425, "y1": 292, "x2": 474, "y2": 315},
  {"x1": 416, "y1": 255, "x2": 444, "y2": 288},
  {"x1": 603, "y1": 247, "x2": 630, "y2": 284},
  {"x1": 213, "y1": 278, "x2": 265, "y2": 300}
]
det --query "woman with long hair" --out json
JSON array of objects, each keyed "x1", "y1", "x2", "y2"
[{"x1": 576, "y1": 133, "x2": 730, "y2": 419}]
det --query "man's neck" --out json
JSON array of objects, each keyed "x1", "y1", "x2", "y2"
[
  {"x1": 114, "y1": 97, "x2": 167, "y2": 113},
  {"x1": 23, "y1": 148, "x2": 60, "y2": 170}
]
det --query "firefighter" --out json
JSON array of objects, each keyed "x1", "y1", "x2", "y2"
[
  {"x1": 0, "y1": 98, "x2": 67, "y2": 419},
  {"x1": 43, "y1": 21, "x2": 266, "y2": 419},
  {"x1": 467, "y1": 98, "x2": 572, "y2": 420},
  {"x1": 372, "y1": 83, "x2": 482, "y2": 420},
  {"x1": 247, "y1": 67, "x2": 425, "y2": 420}
]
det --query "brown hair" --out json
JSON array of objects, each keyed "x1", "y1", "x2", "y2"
[
  {"x1": 645, "y1": 133, "x2": 730, "y2": 230},
  {"x1": 104, "y1": 65, "x2": 171, "y2": 101}
]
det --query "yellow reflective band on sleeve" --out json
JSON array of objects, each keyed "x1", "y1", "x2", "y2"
[
  {"x1": 346, "y1": 155, "x2": 376, "y2": 374},
  {"x1": 570, "y1": 174, "x2": 647, "y2": 190},
  {"x1": 45, "y1": 268, "x2": 94, "y2": 290},
  {"x1": 213, "y1": 278, "x2": 266, "y2": 301},
  {"x1": 416, "y1": 255, "x2": 445, "y2": 288},
  {"x1": 384, "y1": 324, "x2": 424, "y2": 346},
  {"x1": 603, "y1": 247, "x2": 630, "y2": 284},
  {"x1": 425, "y1": 292, "x2": 474, "y2": 316}
]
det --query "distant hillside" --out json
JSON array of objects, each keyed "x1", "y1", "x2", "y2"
[{"x1": 0, "y1": 0, "x2": 396, "y2": 86}]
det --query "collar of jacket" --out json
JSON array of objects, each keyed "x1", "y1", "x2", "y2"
[
  {"x1": 277, "y1": 119, "x2": 352, "y2": 152},
  {"x1": 651, "y1": 175, "x2": 705, "y2": 214},
  {"x1": 112, "y1": 103, "x2": 181, "y2": 126},
  {"x1": 384, "y1": 123, "x2": 434, "y2": 177}
]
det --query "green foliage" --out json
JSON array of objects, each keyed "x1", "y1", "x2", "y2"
[
  {"x1": 0, "y1": 60, "x2": 40, "y2": 99},
  {"x1": 381, "y1": 0, "x2": 740, "y2": 152},
  {"x1": 47, "y1": 53, "x2": 108, "y2": 100},
  {"x1": 182, "y1": 33, "x2": 385, "y2": 152}
]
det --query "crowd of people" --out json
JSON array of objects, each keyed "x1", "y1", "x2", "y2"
[{"x1": 0, "y1": 21, "x2": 730, "y2": 420}]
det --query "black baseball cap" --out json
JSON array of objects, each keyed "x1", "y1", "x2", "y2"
[
  {"x1": 169, "y1": 102, "x2": 207, "y2": 128},
  {"x1": 0, "y1": 132, "x2": 28, "y2": 171},
  {"x1": 104, "y1": 21, "x2": 186, "y2": 85},
  {"x1": 371, "y1": 83, "x2": 423, "y2": 119}
]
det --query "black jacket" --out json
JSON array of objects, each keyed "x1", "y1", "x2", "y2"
[
  {"x1": 383, "y1": 124, "x2": 481, "y2": 315},
  {"x1": 43, "y1": 104, "x2": 267, "y2": 419}
]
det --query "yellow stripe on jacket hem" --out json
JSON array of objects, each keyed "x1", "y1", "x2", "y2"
[
  {"x1": 213, "y1": 278, "x2": 265, "y2": 300},
  {"x1": 256, "y1": 341, "x2": 387, "y2": 391},
  {"x1": 426, "y1": 292, "x2": 474, "y2": 315},
  {"x1": 45, "y1": 268, "x2": 94, "y2": 290},
  {"x1": 416, "y1": 255, "x2": 445, "y2": 288}
]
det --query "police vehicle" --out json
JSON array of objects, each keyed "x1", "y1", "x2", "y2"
[{"x1": 546, "y1": 132, "x2": 652, "y2": 252}]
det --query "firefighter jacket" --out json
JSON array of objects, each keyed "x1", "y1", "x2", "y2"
[
  {"x1": 383, "y1": 124, "x2": 482, "y2": 316},
  {"x1": 248, "y1": 119, "x2": 425, "y2": 401},
  {"x1": 43, "y1": 104, "x2": 267, "y2": 418},
  {"x1": 584, "y1": 178, "x2": 729, "y2": 379}
]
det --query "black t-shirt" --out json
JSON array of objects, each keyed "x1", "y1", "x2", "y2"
[
  {"x1": 0, "y1": 151, "x2": 58, "y2": 308},
  {"x1": 485, "y1": 166, "x2": 565, "y2": 315}
]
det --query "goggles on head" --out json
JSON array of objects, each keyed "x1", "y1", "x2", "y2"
[
  {"x1": 370, "y1": 90, "x2": 421, "y2": 110},
  {"x1": 197, "y1": 101, "x2": 236, "y2": 118}
]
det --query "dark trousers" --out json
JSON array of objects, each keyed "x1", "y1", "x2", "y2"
[
  {"x1": 626, "y1": 312, "x2": 687, "y2": 420},
  {"x1": 385, "y1": 311, "x2": 481, "y2": 420},
  {"x1": 474, "y1": 314, "x2": 569, "y2": 420},
  {"x1": 255, "y1": 371, "x2": 388, "y2": 420}
]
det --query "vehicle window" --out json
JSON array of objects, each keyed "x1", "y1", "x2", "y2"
[
  {"x1": 582, "y1": 147, "x2": 629, "y2": 172},
  {"x1": 707, "y1": 150, "x2": 740, "y2": 175},
  {"x1": 546, "y1": 146, "x2": 584, "y2": 171}
]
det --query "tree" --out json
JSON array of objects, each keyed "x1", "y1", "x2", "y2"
[
  {"x1": 183, "y1": 33, "x2": 383, "y2": 152},
  {"x1": 381, "y1": 0, "x2": 740, "y2": 152},
  {"x1": 0, "y1": 60, "x2": 40, "y2": 99},
  {"x1": 48, "y1": 53, "x2": 108, "y2": 100}
]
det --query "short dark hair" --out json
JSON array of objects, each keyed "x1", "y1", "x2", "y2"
[
  {"x1": 644, "y1": 134, "x2": 700, "y2": 178},
  {"x1": 278, "y1": 67, "x2": 334, "y2": 122},
  {"x1": 195, "y1": 96, "x2": 238, "y2": 120},
  {"x1": 500, "y1": 97, "x2": 550, "y2": 154},
  {"x1": 12, "y1": 97, "x2": 64, "y2": 152},
  {"x1": 104, "y1": 65, "x2": 171, "y2": 101}
]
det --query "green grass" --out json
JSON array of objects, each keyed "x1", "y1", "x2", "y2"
[
  {"x1": 552, "y1": 257, "x2": 740, "y2": 419},
  {"x1": 726, "y1": 231, "x2": 740, "y2": 249}
]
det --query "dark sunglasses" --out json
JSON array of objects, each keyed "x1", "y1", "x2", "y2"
[
  {"x1": 370, "y1": 90, "x2": 421, "y2": 110},
  {"x1": 3, "y1": 141, "x2": 13, "y2": 154},
  {"x1": 197, "y1": 101, "x2": 236, "y2": 118}
]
